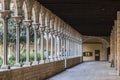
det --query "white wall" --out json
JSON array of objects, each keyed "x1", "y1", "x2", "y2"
[{"x1": 83, "y1": 43, "x2": 107, "y2": 61}]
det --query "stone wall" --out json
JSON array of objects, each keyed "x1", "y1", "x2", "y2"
[
  {"x1": 0, "y1": 60, "x2": 65, "y2": 80},
  {"x1": 66, "y1": 57, "x2": 82, "y2": 68},
  {"x1": 0, "y1": 57, "x2": 82, "y2": 80}
]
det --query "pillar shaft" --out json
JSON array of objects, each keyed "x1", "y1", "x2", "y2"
[
  {"x1": 13, "y1": 16, "x2": 22, "y2": 67},
  {"x1": 1, "y1": 11, "x2": 10, "y2": 69},
  {"x1": 45, "y1": 31, "x2": 49, "y2": 63},
  {"x1": 57, "y1": 36, "x2": 61, "y2": 60},
  {"x1": 54, "y1": 35, "x2": 57, "y2": 60},
  {"x1": 34, "y1": 29, "x2": 37, "y2": 61},
  {"x1": 50, "y1": 33, "x2": 54, "y2": 61},
  {"x1": 23, "y1": 20, "x2": 32, "y2": 66},
  {"x1": 40, "y1": 31, "x2": 44, "y2": 64},
  {"x1": 32, "y1": 23, "x2": 39, "y2": 65}
]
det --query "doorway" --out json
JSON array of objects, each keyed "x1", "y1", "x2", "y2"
[{"x1": 95, "y1": 50, "x2": 100, "y2": 61}]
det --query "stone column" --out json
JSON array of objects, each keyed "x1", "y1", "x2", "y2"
[
  {"x1": 45, "y1": 28, "x2": 50, "y2": 63},
  {"x1": 39, "y1": 26, "x2": 45, "y2": 64},
  {"x1": 54, "y1": 31, "x2": 58, "y2": 61},
  {"x1": 64, "y1": 34, "x2": 67, "y2": 68},
  {"x1": 76, "y1": 41, "x2": 78, "y2": 56},
  {"x1": 50, "y1": 29, "x2": 54, "y2": 62},
  {"x1": 66, "y1": 35, "x2": 69, "y2": 58},
  {"x1": 72, "y1": 39, "x2": 74, "y2": 57},
  {"x1": 23, "y1": 20, "x2": 32, "y2": 67},
  {"x1": 60, "y1": 34, "x2": 62, "y2": 59},
  {"x1": 60, "y1": 33, "x2": 64, "y2": 60},
  {"x1": 1, "y1": 10, "x2": 10, "y2": 69},
  {"x1": 32, "y1": 23, "x2": 39, "y2": 65},
  {"x1": 49, "y1": 15, "x2": 55, "y2": 62},
  {"x1": 57, "y1": 32, "x2": 61, "y2": 60},
  {"x1": 13, "y1": 16, "x2": 23, "y2": 67},
  {"x1": 69, "y1": 38, "x2": 72, "y2": 58}
]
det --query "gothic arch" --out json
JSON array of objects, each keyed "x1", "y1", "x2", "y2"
[
  {"x1": 23, "y1": 0, "x2": 35, "y2": 20},
  {"x1": 32, "y1": 1, "x2": 40, "y2": 23},
  {"x1": 1, "y1": 0, "x2": 11, "y2": 10},
  {"x1": 13, "y1": 0, "x2": 24, "y2": 16}
]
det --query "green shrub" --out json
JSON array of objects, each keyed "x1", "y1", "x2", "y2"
[{"x1": 7, "y1": 50, "x2": 46, "y2": 66}]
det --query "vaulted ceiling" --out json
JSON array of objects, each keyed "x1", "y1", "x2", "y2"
[{"x1": 38, "y1": 0, "x2": 120, "y2": 36}]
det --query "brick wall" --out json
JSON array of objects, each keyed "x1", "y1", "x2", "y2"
[
  {"x1": 0, "y1": 57, "x2": 83, "y2": 80},
  {"x1": 66, "y1": 57, "x2": 82, "y2": 68},
  {"x1": 0, "y1": 60, "x2": 65, "y2": 80}
]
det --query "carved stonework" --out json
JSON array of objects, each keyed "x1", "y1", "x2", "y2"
[
  {"x1": 32, "y1": 23, "x2": 40, "y2": 30},
  {"x1": 13, "y1": 16, "x2": 23, "y2": 24},
  {"x1": 54, "y1": 31, "x2": 58, "y2": 36},
  {"x1": 24, "y1": 20, "x2": 32, "y2": 28},
  {"x1": 0, "y1": 10, "x2": 11, "y2": 20}
]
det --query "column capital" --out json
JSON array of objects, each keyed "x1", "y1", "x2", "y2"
[
  {"x1": 39, "y1": 25, "x2": 45, "y2": 32},
  {"x1": 13, "y1": 16, "x2": 23, "y2": 24},
  {"x1": 50, "y1": 28, "x2": 54, "y2": 35},
  {"x1": 58, "y1": 32, "x2": 61, "y2": 37},
  {"x1": 0, "y1": 10, "x2": 11, "y2": 20},
  {"x1": 24, "y1": 20, "x2": 32, "y2": 27},
  {"x1": 54, "y1": 30, "x2": 58, "y2": 36},
  {"x1": 45, "y1": 28, "x2": 50, "y2": 34},
  {"x1": 60, "y1": 33, "x2": 64, "y2": 38},
  {"x1": 32, "y1": 23, "x2": 40, "y2": 30}
]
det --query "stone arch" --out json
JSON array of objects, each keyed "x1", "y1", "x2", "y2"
[
  {"x1": 83, "y1": 36, "x2": 109, "y2": 48},
  {"x1": 23, "y1": 0, "x2": 35, "y2": 20},
  {"x1": 32, "y1": 1, "x2": 40, "y2": 23},
  {"x1": 39, "y1": 5, "x2": 46, "y2": 26},
  {"x1": 1, "y1": 0, "x2": 11, "y2": 10},
  {"x1": 13, "y1": 0, "x2": 24, "y2": 16}
]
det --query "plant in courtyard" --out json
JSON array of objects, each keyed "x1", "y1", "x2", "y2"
[{"x1": 7, "y1": 51, "x2": 46, "y2": 66}]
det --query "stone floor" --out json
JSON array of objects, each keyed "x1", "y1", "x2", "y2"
[{"x1": 47, "y1": 61, "x2": 120, "y2": 80}]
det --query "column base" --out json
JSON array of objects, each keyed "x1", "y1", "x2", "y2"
[
  {"x1": 32, "y1": 61, "x2": 39, "y2": 65},
  {"x1": 62, "y1": 56, "x2": 65, "y2": 59},
  {"x1": 45, "y1": 59, "x2": 49, "y2": 63},
  {"x1": 1, "y1": 65, "x2": 10, "y2": 69},
  {"x1": 57, "y1": 57, "x2": 61, "y2": 61},
  {"x1": 39, "y1": 60, "x2": 44, "y2": 64},
  {"x1": 54, "y1": 58, "x2": 58, "y2": 61},
  {"x1": 60, "y1": 57, "x2": 64, "y2": 60},
  {"x1": 23, "y1": 62, "x2": 31, "y2": 67},
  {"x1": 50, "y1": 58, "x2": 54, "y2": 62},
  {"x1": 11, "y1": 63, "x2": 21, "y2": 69}
]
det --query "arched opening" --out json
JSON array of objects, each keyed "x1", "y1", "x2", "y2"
[{"x1": 83, "y1": 36, "x2": 109, "y2": 61}]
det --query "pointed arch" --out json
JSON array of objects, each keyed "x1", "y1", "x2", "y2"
[
  {"x1": 13, "y1": 0, "x2": 24, "y2": 16},
  {"x1": 32, "y1": 1, "x2": 40, "y2": 23},
  {"x1": 1, "y1": 0, "x2": 11, "y2": 10},
  {"x1": 39, "y1": 6, "x2": 46, "y2": 26},
  {"x1": 23, "y1": 0, "x2": 35, "y2": 20}
]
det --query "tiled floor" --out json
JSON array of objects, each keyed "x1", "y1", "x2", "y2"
[{"x1": 47, "y1": 61, "x2": 120, "y2": 80}]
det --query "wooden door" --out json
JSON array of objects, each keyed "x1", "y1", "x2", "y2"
[{"x1": 95, "y1": 50, "x2": 100, "y2": 61}]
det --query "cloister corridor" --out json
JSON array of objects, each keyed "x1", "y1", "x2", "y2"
[
  {"x1": 48, "y1": 62, "x2": 120, "y2": 80},
  {"x1": 1, "y1": 0, "x2": 120, "y2": 80}
]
